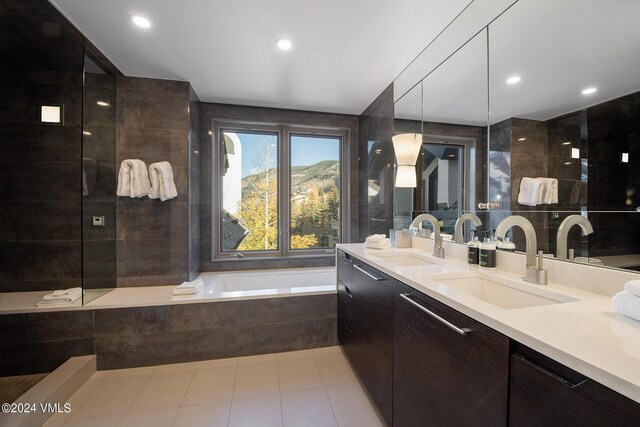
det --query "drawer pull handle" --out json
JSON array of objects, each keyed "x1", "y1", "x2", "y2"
[
  {"x1": 400, "y1": 293, "x2": 472, "y2": 336},
  {"x1": 353, "y1": 264, "x2": 385, "y2": 281},
  {"x1": 344, "y1": 285, "x2": 353, "y2": 298},
  {"x1": 514, "y1": 353, "x2": 588, "y2": 389}
]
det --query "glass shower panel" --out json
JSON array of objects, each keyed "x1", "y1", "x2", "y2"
[{"x1": 81, "y1": 52, "x2": 117, "y2": 304}]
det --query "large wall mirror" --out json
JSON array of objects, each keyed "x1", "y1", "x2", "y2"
[{"x1": 393, "y1": 0, "x2": 640, "y2": 273}]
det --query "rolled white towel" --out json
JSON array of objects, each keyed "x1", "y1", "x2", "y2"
[
  {"x1": 365, "y1": 238, "x2": 391, "y2": 250},
  {"x1": 37, "y1": 287, "x2": 82, "y2": 307},
  {"x1": 612, "y1": 291, "x2": 640, "y2": 322},
  {"x1": 117, "y1": 159, "x2": 151, "y2": 198},
  {"x1": 517, "y1": 177, "x2": 544, "y2": 206},
  {"x1": 365, "y1": 234, "x2": 386, "y2": 243},
  {"x1": 149, "y1": 161, "x2": 178, "y2": 201},
  {"x1": 173, "y1": 279, "x2": 204, "y2": 296},
  {"x1": 625, "y1": 280, "x2": 640, "y2": 297}
]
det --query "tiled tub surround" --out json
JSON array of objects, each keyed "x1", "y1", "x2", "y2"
[
  {"x1": 0, "y1": 268, "x2": 337, "y2": 374},
  {"x1": 338, "y1": 240, "x2": 640, "y2": 403}
]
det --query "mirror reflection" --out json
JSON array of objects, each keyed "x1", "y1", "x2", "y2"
[{"x1": 393, "y1": 0, "x2": 640, "y2": 273}]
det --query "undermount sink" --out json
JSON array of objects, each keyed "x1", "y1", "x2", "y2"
[
  {"x1": 434, "y1": 273, "x2": 579, "y2": 309},
  {"x1": 371, "y1": 252, "x2": 438, "y2": 266}
]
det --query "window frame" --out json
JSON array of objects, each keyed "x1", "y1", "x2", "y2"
[{"x1": 211, "y1": 119, "x2": 350, "y2": 261}]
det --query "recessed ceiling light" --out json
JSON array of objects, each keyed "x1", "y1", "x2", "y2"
[
  {"x1": 96, "y1": 101, "x2": 109, "y2": 107},
  {"x1": 581, "y1": 87, "x2": 597, "y2": 95},
  {"x1": 447, "y1": 154, "x2": 455, "y2": 158},
  {"x1": 131, "y1": 15, "x2": 151, "y2": 29},
  {"x1": 374, "y1": 149, "x2": 382, "y2": 154},
  {"x1": 82, "y1": 131, "x2": 91, "y2": 136},
  {"x1": 562, "y1": 141, "x2": 571, "y2": 145},
  {"x1": 564, "y1": 161, "x2": 572, "y2": 165},
  {"x1": 518, "y1": 137, "x2": 526, "y2": 141},
  {"x1": 276, "y1": 38, "x2": 292, "y2": 50},
  {"x1": 208, "y1": 130, "x2": 213, "y2": 135},
  {"x1": 506, "y1": 75, "x2": 522, "y2": 85}
]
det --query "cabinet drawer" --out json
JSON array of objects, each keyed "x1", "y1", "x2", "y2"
[
  {"x1": 337, "y1": 281, "x2": 353, "y2": 323},
  {"x1": 394, "y1": 286, "x2": 509, "y2": 427},
  {"x1": 336, "y1": 249, "x2": 353, "y2": 286},
  {"x1": 510, "y1": 345, "x2": 640, "y2": 426}
]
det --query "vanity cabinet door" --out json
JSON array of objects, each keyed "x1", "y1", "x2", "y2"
[
  {"x1": 509, "y1": 345, "x2": 640, "y2": 427},
  {"x1": 348, "y1": 259, "x2": 398, "y2": 426},
  {"x1": 394, "y1": 285, "x2": 509, "y2": 427}
]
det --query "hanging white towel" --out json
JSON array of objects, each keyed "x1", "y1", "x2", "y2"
[
  {"x1": 536, "y1": 177, "x2": 558, "y2": 204},
  {"x1": 37, "y1": 287, "x2": 83, "y2": 307},
  {"x1": 612, "y1": 291, "x2": 640, "y2": 322},
  {"x1": 117, "y1": 159, "x2": 151, "y2": 198},
  {"x1": 173, "y1": 279, "x2": 204, "y2": 296},
  {"x1": 148, "y1": 161, "x2": 178, "y2": 201},
  {"x1": 517, "y1": 177, "x2": 544, "y2": 206}
]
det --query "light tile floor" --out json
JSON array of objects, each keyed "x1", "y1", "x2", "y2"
[{"x1": 43, "y1": 346, "x2": 385, "y2": 427}]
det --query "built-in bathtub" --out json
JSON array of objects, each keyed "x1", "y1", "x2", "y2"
[{"x1": 0, "y1": 267, "x2": 338, "y2": 374}]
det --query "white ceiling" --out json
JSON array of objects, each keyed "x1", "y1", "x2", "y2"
[
  {"x1": 395, "y1": 0, "x2": 640, "y2": 126},
  {"x1": 50, "y1": 0, "x2": 472, "y2": 115}
]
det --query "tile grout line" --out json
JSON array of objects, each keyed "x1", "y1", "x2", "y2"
[
  {"x1": 312, "y1": 349, "x2": 341, "y2": 427},
  {"x1": 275, "y1": 354, "x2": 285, "y2": 427},
  {"x1": 170, "y1": 364, "x2": 199, "y2": 426},
  {"x1": 225, "y1": 358, "x2": 240, "y2": 427},
  {"x1": 121, "y1": 365, "x2": 157, "y2": 417}
]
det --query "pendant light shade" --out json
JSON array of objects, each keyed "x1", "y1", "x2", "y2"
[
  {"x1": 395, "y1": 165, "x2": 417, "y2": 188},
  {"x1": 392, "y1": 133, "x2": 422, "y2": 188}
]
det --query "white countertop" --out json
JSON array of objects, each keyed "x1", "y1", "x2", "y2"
[{"x1": 337, "y1": 241, "x2": 640, "y2": 403}]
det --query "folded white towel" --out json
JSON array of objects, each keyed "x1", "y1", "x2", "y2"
[
  {"x1": 536, "y1": 177, "x2": 558, "y2": 204},
  {"x1": 149, "y1": 161, "x2": 178, "y2": 201},
  {"x1": 365, "y1": 234, "x2": 386, "y2": 243},
  {"x1": 517, "y1": 177, "x2": 544, "y2": 206},
  {"x1": 117, "y1": 159, "x2": 151, "y2": 198},
  {"x1": 625, "y1": 280, "x2": 640, "y2": 297},
  {"x1": 612, "y1": 291, "x2": 640, "y2": 322},
  {"x1": 365, "y1": 238, "x2": 391, "y2": 250},
  {"x1": 37, "y1": 287, "x2": 82, "y2": 307},
  {"x1": 173, "y1": 279, "x2": 204, "y2": 296}
]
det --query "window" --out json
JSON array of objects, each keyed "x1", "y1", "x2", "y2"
[{"x1": 213, "y1": 121, "x2": 349, "y2": 259}]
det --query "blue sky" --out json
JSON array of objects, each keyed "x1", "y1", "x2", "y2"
[{"x1": 230, "y1": 132, "x2": 339, "y2": 177}]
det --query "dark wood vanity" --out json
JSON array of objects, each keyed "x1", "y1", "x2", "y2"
[{"x1": 337, "y1": 249, "x2": 640, "y2": 426}]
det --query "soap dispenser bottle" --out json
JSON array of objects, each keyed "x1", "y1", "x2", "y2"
[
  {"x1": 479, "y1": 233, "x2": 497, "y2": 269},
  {"x1": 467, "y1": 230, "x2": 480, "y2": 265},
  {"x1": 497, "y1": 230, "x2": 516, "y2": 252}
]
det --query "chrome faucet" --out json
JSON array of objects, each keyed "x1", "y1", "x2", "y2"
[
  {"x1": 454, "y1": 213, "x2": 483, "y2": 243},
  {"x1": 556, "y1": 215, "x2": 593, "y2": 261},
  {"x1": 495, "y1": 215, "x2": 547, "y2": 285},
  {"x1": 410, "y1": 214, "x2": 445, "y2": 258}
]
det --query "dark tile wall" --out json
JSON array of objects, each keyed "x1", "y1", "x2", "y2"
[
  {"x1": 188, "y1": 88, "x2": 201, "y2": 280},
  {"x1": 0, "y1": 311, "x2": 94, "y2": 376},
  {"x1": 488, "y1": 118, "x2": 550, "y2": 251},
  {"x1": 0, "y1": 0, "x2": 120, "y2": 293},
  {"x1": 198, "y1": 103, "x2": 360, "y2": 271},
  {"x1": 82, "y1": 62, "x2": 118, "y2": 293},
  {"x1": 587, "y1": 91, "x2": 640, "y2": 256},
  {"x1": 359, "y1": 84, "x2": 395, "y2": 239},
  {"x1": 115, "y1": 77, "x2": 196, "y2": 286}
]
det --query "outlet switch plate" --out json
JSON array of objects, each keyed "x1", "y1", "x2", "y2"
[{"x1": 92, "y1": 216, "x2": 105, "y2": 227}]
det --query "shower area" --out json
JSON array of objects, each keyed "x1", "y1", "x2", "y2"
[{"x1": 0, "y1": 6, "x2": 117, "y2": 310}]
